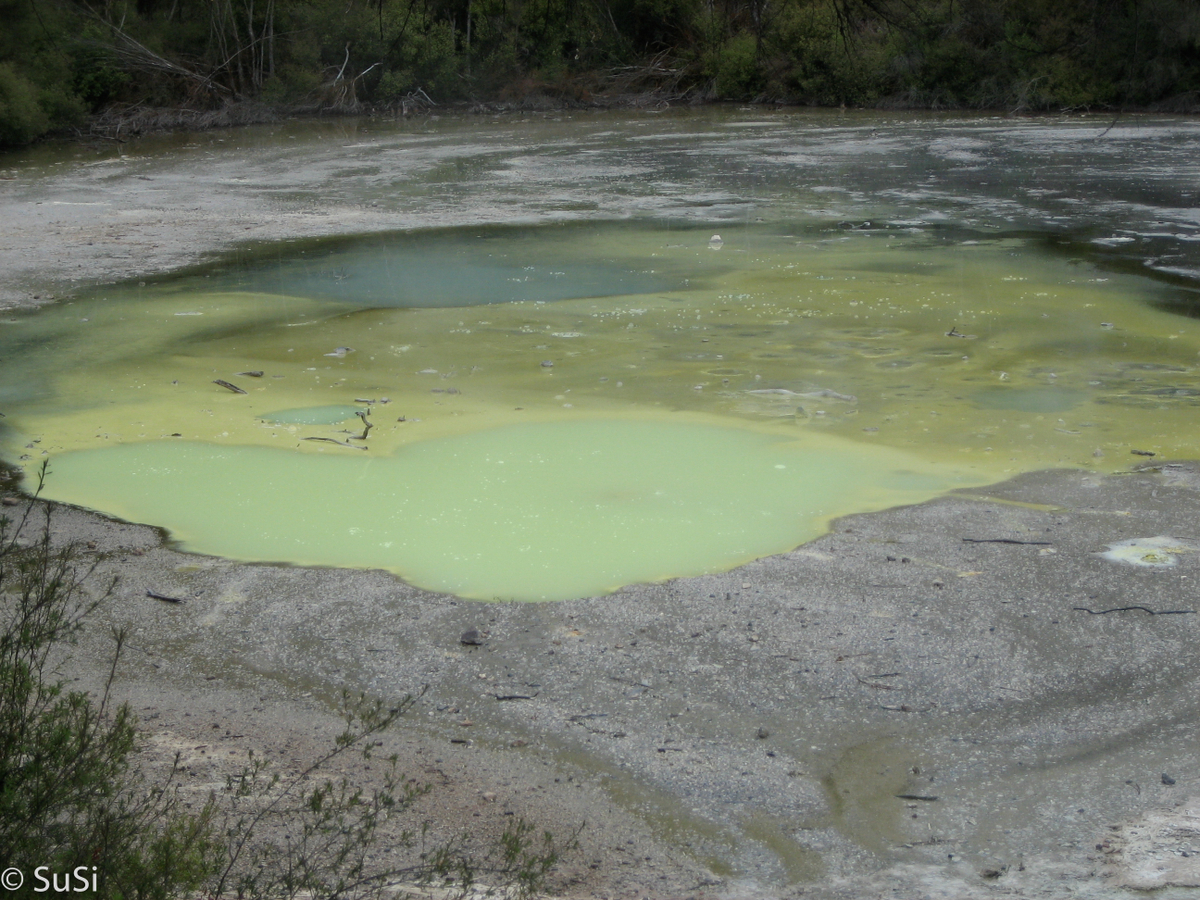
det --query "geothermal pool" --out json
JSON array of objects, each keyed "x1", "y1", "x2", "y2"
[{"x1": 2, "y1": 112, "x2": 1199, "y2": 600}]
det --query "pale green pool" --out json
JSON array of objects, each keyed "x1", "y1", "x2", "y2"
[
  {"x1": 4, "y1": 219, "x2": 1198, "y2": 600},
  {"x1": 42, "y1": 419, "x2": 959, "y2": 601}
]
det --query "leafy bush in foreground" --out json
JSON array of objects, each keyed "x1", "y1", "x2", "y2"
[{"x1": 0, "y1": 470, "x2": 217, "y2": 900}]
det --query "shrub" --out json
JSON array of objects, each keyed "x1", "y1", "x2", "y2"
[
  {"x1": 713, "y1": 33, "x2": 761, "y2": 99},
  {"x1": 0, "y1": 467, "x2": 219, "y2": 900},
  {"x1": 0, "y1": 63, "x2": 51, "y2": 147}
]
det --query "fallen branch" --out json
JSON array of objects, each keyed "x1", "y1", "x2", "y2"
[
  {"x1": 146, "y1": 590, "x2": 186, "y2": 604},
  {"x1": 350, "y1": 408, "x2": 373, "y2": 441},
  {"x1": 302, "y1": 437, "x2": 366, "y2": 449},
  {"x1": 1073, "y1": 606, "x2": 1195, "y2": 615},
  {"x1": 962, "y1": 537, "x2": 1052, "y2": 545},
  {"x1": 855, "y1": 676, "x2": 895, "y2": 690},
  {"x1": 76, "y1": 3, "x2": 231, "y2": 98}
]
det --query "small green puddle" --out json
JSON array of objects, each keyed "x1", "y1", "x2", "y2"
[
  {"x1": 819, "y1": 736, "x2": 925, "y2": 855},
  {"x1": 971, "y1": 386, "x2": 1088, "y2": 413},
  {"x1": 215, "y1": 225, "x2": 685, "y2": 308},
  {"x1": 40, "y1": 418, "x2": 962, "y2": 601}
]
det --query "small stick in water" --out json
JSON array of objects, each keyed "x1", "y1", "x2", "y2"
[
  {"x1": 213, "y1": 379, "x2": 247, "y2": 394},
  {"x1": 302, "y1": 437, "x2": 366, "y2": 449},
  {"x1": 351, "y1": 408, "x2": 373, "y2": 441}
]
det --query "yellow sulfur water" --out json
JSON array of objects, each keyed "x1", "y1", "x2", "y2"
[{"x1": 3, "y1": 222, "x2": 1199, "y2": 599}]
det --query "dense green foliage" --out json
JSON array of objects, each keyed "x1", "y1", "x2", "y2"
[{"x1": 1, "y1": 0, "x2": 1198, "y2": 144}]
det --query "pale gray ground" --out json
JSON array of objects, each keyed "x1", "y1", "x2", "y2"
[
  {"x1": 5, "y1": 461, "x2": 1200, "y2": 899},
  {"x1": 4, "y1": 113, "x2": 1200, "y2": 897}
]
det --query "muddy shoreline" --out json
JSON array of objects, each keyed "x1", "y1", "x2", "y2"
[{"x1": 4, "y1": 116, "x2": 1200, "y2": 897}]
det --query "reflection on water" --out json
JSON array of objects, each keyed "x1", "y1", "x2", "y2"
[{"x1": 2, "y1": 218, "x2": 1199, "y2": 598}]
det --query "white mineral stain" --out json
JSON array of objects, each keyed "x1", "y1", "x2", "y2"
[{"x1": 1099, "y1": 536, "x2": 1199, "y2": 567}]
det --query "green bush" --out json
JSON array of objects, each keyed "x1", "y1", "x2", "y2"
[
  {"x1": 772, "y1": 3, "x2": 886, "y2": 106},
  {"x1": 608, "y1": 0, "x2": 698, "y2": 54},
  {"x1": 0, "y1": 470, "x2": 219, "y2": 900},
  {"x1": 4, "y1": 0, "x2": 1200, "y2": 132},
  {"x1": 73, "y1": 52, "x2": 133, "y2": 109},
  {"x1": 0, "y1": 63, "x2": 51, "y2": 147},
  {"x1": 260, "y1": 65, "x2": 324, "y2": 103},
  {"x1": 713, "y1": 33, "x2": 761, "y2": 98}
]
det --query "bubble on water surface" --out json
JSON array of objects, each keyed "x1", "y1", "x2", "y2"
[{"x1": 1099, "y1": 536, "x2": 1199, "y2": 567}]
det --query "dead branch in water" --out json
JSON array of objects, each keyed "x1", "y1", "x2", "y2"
[
  {"x1": 302, "y1": 437, "x2": 366, "y2": 449},
  {"x1": 86, "y1": 102, "x2": 279, "y2": 140},
  {"x1": 602, "y1": 50, "x2": 689, "y2": 100},
  {"x1": 75, "y1": 2, "x2": 232, "y2": 101}
]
